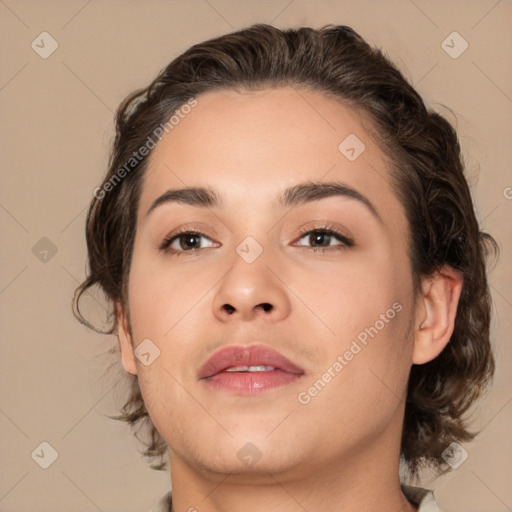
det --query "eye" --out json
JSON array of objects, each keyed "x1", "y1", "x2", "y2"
[
  {"x1": 159, "y1": 229, "x2": 218, "y2": 254},
  {"x1": 294, "y1": 226, "x2": 354, "y2": 252}
]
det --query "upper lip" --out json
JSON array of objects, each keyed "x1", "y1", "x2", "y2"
[{"x1": 198, "y1": 344, "x2": 305, "y2": 379}]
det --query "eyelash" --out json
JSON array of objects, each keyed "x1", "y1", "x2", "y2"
[
  {"x1": 159, "y1": 228, "x2": 212, "y2": 256},
  {"x1": 159, "y1": 225, "x2": 354, "y2": 255},
  {"x1": 296, "y1": 224, "x2": 354, "y2": 252}
]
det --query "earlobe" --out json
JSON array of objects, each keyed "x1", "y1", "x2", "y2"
[
  {"x1": 412, "y1": 266, "x2": 464, "y2": 365},
  {"x1": 116, "y1": 302, "x2": 138, "y2": 375}
]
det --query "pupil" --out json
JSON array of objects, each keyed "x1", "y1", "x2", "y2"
[
  {"x1": 182, "y1": 234, "x2": 199, "y2": 249},
  {"x1": 312, "y1": 232, "x2": 328, "y2": 246}
]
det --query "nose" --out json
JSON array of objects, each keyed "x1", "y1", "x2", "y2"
[{"x1": 211, "y1": 251, "x2": 292, "y2": 323}]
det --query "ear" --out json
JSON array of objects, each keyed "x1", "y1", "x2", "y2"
[
  {"x1": 412, "y1": 266, "x2": 464, "y2": 365},
  {"x1": 115, "y1": 301, "x2": 138, "y2": 375}
]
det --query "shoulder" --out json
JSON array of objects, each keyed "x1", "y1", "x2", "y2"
[{"x1": 401, "y1": 484, "x2": 443, "y2": 512}]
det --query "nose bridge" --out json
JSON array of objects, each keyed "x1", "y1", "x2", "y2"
[{"x1": 211, "y1": 234, "x2": 291, "y2": 322}]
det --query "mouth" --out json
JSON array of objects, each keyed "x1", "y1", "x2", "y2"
[{"x1": 198, "y1": 344, "x2": 305, "y2": 395}]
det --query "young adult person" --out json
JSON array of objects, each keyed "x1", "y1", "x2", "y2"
[{"x1": 74, "y1": 24, "x2": 497, "y2": 512}]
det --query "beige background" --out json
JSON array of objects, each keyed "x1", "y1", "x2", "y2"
[{"x1": 1, "y1": 1, "x2": 511, "y2": 511}]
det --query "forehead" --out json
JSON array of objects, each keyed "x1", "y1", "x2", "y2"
[{"x1": 140, "y1": 87, "x2": 403, "y2": 224}]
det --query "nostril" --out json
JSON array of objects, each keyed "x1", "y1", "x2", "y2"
[
  {"x1": 260, "y1": 303, "x2": 273, "y2": 312},
  {"x1": 223, "y1": 304, "x2": 235, "y2": 314}
]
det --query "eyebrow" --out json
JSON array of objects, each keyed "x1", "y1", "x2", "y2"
[{"x1": 146, "y1": 181, "x2": 382, "y2": 222}]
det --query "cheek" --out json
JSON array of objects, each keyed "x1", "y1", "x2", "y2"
[
  {"x1": 291, "y1": 245, "x2": 411, "y2": 343},
  {"x1": 135, "y1": 365, "x2": 197, "y2": 447},
  {"x1": 126, "y1": 248, "x2": 218, "y2": 400},
  {"x1": 291, "y1": 242, "x2": 415, "y2": 415},
  {"x1": 127, "y1": 251, "x2": 212, "y2": 340}
]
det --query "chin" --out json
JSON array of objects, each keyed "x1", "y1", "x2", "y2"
[
  {"x1": 216, "y1": 433, "x2": 305, "y2": 474},
  {"x1": 197, "y1": 449, "x2": 301, "y2": 480}
]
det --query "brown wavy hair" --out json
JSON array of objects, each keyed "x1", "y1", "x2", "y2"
[{"x1": 73, "y1": 24, "x2": 498, "y2": 480}]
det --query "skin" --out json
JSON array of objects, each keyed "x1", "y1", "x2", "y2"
[{"x1": 116, "y1": 87, "x2": 463, "y2": 512}]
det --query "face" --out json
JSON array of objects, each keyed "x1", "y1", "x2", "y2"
[{"x1": 118, "y1": 87, "x2": 420, "y2": 479}]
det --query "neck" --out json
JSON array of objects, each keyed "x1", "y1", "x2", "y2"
[{"x1": 167, "y1": 406, "x2": 417, "y2": 512}]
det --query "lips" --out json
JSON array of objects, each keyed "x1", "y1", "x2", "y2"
[{"x1": 198, "y1": 344, "x2": 304, "y2": 379}]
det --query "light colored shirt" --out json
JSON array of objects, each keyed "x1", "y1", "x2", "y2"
[
  {"x1": 149, "y1": 485, "x2": 442, "y2": 511},
  {"x1": 401, "y1": 484, "x2": 442, "y2": 511}
]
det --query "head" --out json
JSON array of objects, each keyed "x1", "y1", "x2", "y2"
[{"x1": 74, "y1": 24, "x2": 497, "y2": 482}]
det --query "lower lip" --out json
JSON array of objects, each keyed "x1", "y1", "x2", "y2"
[{"x1": 202, "y1": 370, "x2": 302, "y2": 395}]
